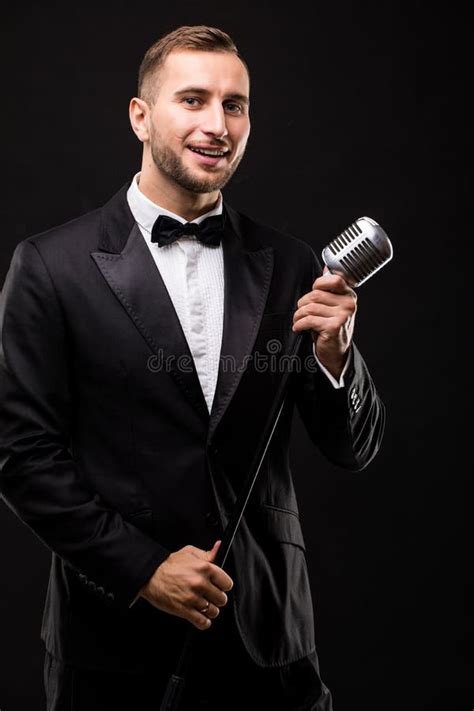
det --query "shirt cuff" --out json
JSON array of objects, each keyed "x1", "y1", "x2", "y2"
[{"x1": 312, "y1": 342, "x2": 350, "y2": 389}]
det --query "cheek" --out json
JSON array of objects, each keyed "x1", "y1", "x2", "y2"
[
  {"x1": 235, "y1": 122, "x2": 251, "y2": 146},
  {"x1": 172, "y1": 115, "x2": 199, "y2": 142},
  {"x1": 155, "y1": 110, "x2": 195, "y2": 143}
]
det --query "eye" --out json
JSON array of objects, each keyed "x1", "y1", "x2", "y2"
[
  {"x1": 224, "y1": 102, "x2": 244, "y2": 114},
  {"x1": 182, "y1": 97, "x2": 201, "y2": 107}
]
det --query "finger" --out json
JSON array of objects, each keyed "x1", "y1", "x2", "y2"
[
  {"x1": 294, "y1": 301, "x2": 355, "y2": 326},
  {"x1": 188, "y1": 608, "x2": 213, "y2": 630},
  {"x1": 206, "y1": 540, "x2": 221, "y2": 559},
  {"x1": 292, "y1": 315, "x2": 340, "y2": 333},
  {"x1": 198, "y1": 600, "x2": 220, "y2": 619},
  {"x1": 155, "y1": 596, "x2": 212, "y2": 631},
  {"x1": 294, "y1": 304, "x2": 339, "y2": 324},
  {"x1": 293, "y1": 301, "x2": 342, "y2": 323},
  {"x1": 190, "y1": 541, "x2": 221, "y2": 564},
  {"x1": 204, "y1": 585, "x2": 229, "y2": 607},
  {"x1": 193, "y1": 543, "x2": 234, "y2": 595},
  {"x1": 197, "y1": 540, "x2": 221, "y2": 563},
  {"x1": 297, "y1": 290, "x2": 350, "y2": 309},
  {"x1": 209, "y1": 565, "x2": 234, "y2": 592},
  {"x1": 313, "y1": 273, "x2": 354, "y2": 295}
]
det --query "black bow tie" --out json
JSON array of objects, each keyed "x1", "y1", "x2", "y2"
[{"x1": 151, "y1": 213, "x2": 225, "y2": 248}]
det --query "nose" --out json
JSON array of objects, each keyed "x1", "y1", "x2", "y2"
[{"x1": 201, "y1": 101, "x2": 228, "y2": 140}]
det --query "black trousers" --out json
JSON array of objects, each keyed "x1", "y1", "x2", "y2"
[{"x1": 43, "y1": 607, "x2": 333, "y2": 710}]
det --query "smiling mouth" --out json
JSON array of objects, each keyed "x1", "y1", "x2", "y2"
[
  {"x1": 188, "y1": 145, "x2": 230, "y2": 157},
  {"x1": 187, "y1": 146, "x2": 230, "y2": 167}
]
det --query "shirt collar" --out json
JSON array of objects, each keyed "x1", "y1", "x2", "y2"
[{"x1": 127, "y1": 171, "x2": 223, "y2": 235}]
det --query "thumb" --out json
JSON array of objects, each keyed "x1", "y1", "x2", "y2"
[{"x1": 204, "y1": 540, "x2": 222, "y2": 561}]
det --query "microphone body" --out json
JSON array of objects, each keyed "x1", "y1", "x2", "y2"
[{"x1": 321, "y1": 216, "x2": 393, "y2": 287}]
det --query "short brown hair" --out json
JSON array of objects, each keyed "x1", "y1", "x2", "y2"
[{"x1": 137, "y1": 25, "x2": 249, "y2": 104}]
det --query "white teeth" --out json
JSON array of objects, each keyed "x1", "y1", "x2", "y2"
[{"x1": 190, "y1": 147, "x2": 226, "y2": 157}]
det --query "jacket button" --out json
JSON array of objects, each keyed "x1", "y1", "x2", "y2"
[{"x1": 206, "y1": 511, "x2": 219, "y2": 527}]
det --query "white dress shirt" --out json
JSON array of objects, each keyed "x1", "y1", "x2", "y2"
[
  {"x1": 126, "y1": 172, "x2": 348, "y2": 410},
  {"x1": 126, "y1": 172, "x2": 348, "y2": 608},
  {"x1": 127, "y1": 173, "x2": 224, "y2": 412}
]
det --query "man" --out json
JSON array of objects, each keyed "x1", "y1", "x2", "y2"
[{"x1": 0, "y1": 25, "x2": 385, "y2": 711}]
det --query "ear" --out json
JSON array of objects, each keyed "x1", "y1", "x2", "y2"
[{"x1": 129, "y1": 97, "x2": 150, "y2": 143}]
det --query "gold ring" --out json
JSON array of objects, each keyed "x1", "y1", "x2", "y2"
[{"x1": 199, "y1": 600, "x2": 210, "y2": 613}]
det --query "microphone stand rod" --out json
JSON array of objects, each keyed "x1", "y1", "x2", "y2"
[{"x1": 159, "y1": 330, "x2": 304, "y2": 711}]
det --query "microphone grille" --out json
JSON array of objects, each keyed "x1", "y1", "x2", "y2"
[{"x1": 322, "y1": 216, "x2": 393, "y2": 287}]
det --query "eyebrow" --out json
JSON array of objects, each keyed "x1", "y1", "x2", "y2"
[{"x1": 173, "y1": 86, "x2": 250, "y2": 106}]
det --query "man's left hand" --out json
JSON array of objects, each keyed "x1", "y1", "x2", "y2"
[{"x1": 292, "y1": 267, "x2": 357, "y2": 380}]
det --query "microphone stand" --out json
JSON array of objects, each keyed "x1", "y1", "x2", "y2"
[{"x1": 159, "y1": 329, "x2": 304, "y2": 711}]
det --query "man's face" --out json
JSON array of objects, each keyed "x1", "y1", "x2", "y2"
[{"x1": 146, "y1": 50, "x2": 250, "y2": 194}]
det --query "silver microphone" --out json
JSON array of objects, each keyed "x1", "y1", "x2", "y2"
[{"x1": 322, "y1": 216, "x2": 393, "y2": 287}]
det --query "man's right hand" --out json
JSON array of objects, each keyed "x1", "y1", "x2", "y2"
[{"x1": 138, "y1": 540, "x2": 233, "y2": 630}]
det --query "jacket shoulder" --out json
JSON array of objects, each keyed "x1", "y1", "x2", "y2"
[
  {"x1": 22, "y1": 207, "x2": 102, "y2": 255},
  {"x1": 227, "y1": 204, "x2": 322, "y2": 273}
]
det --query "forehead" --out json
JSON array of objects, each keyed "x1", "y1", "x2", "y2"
[{"x1": 158, "y1": 49, "x2": 250, "y2": 96}]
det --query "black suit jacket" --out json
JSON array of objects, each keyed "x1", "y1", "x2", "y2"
[{"x1": 0, "y1": 183, "x2": 385, "y2": 672}]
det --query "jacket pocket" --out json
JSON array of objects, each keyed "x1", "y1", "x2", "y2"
[{"x1": 253, "y1": 502, "x2": 306, "y2": 551}]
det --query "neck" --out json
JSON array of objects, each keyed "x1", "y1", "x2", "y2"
[{"x1": 137, "y1": 165, "x2": 220, "y2": 222}]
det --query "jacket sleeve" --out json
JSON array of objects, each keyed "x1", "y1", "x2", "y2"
[
  {"x1": 292, "y1": 245, "x2": 386, "y2": 471},
  {"x1": 0, "y1": 239, "x2": 170, "y2": 609}
]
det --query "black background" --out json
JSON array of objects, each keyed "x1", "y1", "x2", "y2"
[{"x1": 0, "y1": 2, "x2": 469, "y2": 710}]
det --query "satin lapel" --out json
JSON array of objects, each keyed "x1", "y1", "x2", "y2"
[
  {"x1": 208, "y1": 206, "x2": 274, "y2": 442},
  {"x1": 90, "y1": 185, "x2": 274, "y2": 436},
  {"x1": 91, "y1": 222, "x2": 210, "y2": 421}
]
